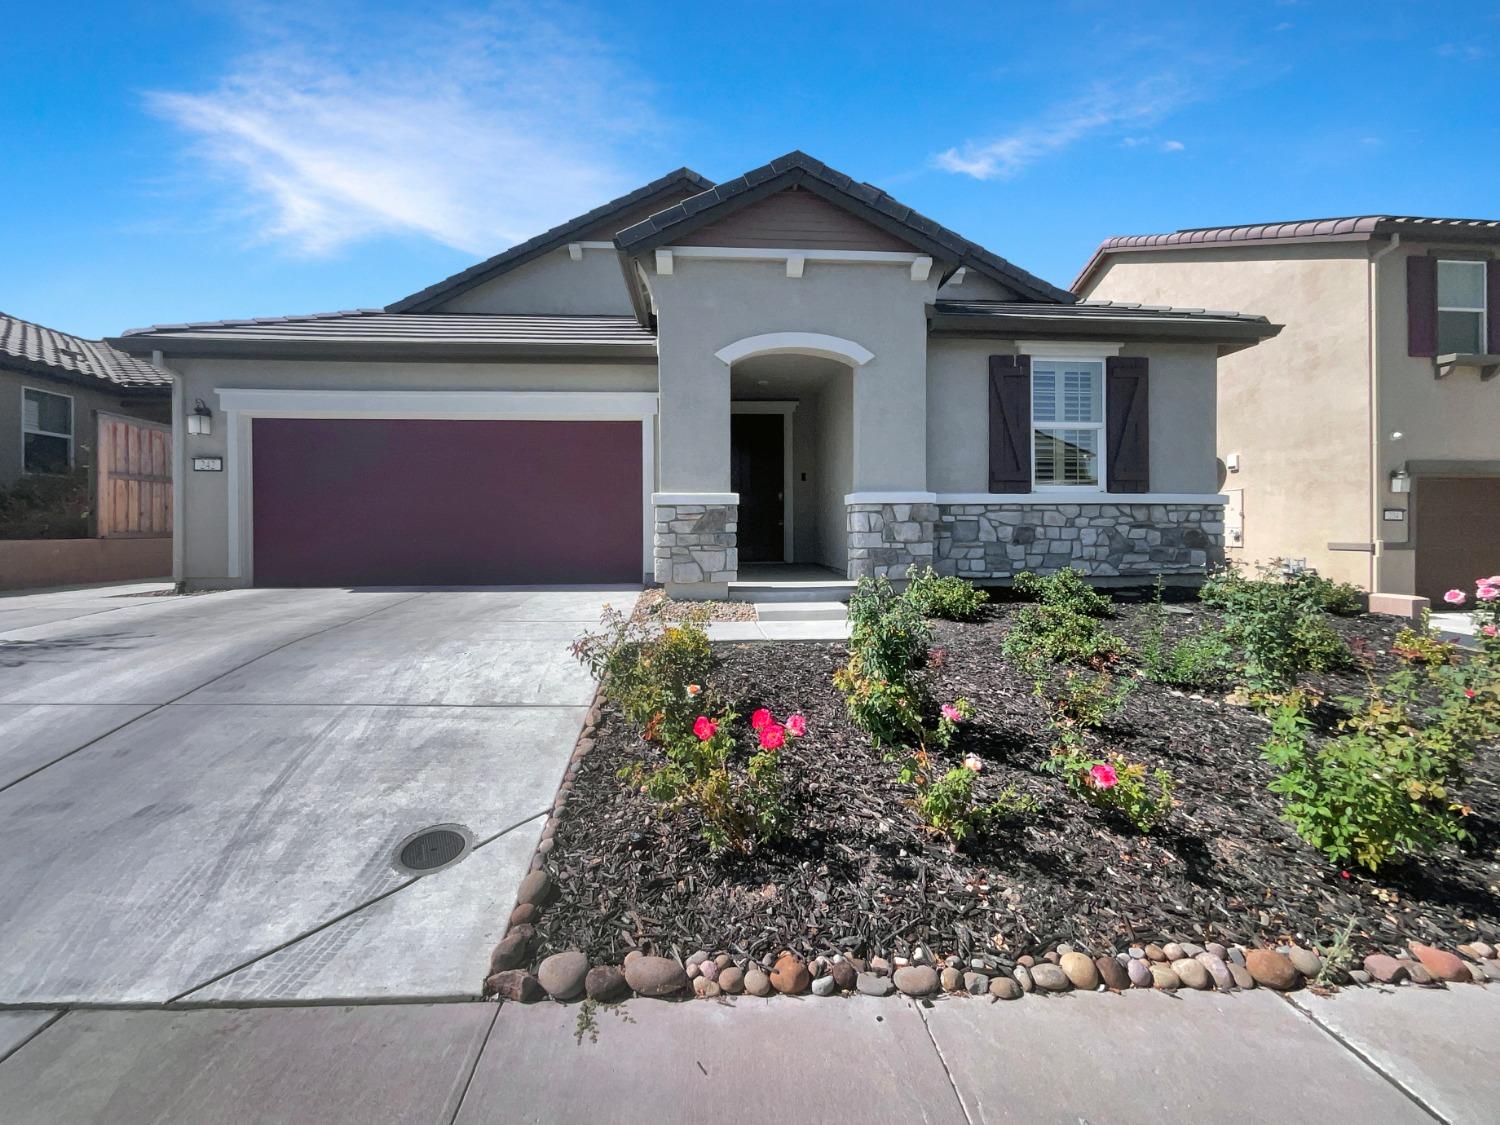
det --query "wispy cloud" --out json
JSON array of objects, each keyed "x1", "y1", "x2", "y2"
[
  {"x1": 148, "y1": 4, "x2": 657, "y2": 256},
  {"x1": 932, "y1": 78, "x2": 1190, "y2": 180},
  {"x1": 1160, "y1": 139, "x2": 1186, "y2": 152}
]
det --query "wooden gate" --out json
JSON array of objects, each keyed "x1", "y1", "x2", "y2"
[{"x1": 95, "y1": 413, "x2": 172, "y2": 538}]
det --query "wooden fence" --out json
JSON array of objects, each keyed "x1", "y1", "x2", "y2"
[{"x1": 95, "y1": 412, "x2": 172, "y2": 538}]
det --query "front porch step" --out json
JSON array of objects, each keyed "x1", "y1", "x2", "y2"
[
  {"x1": 753, "y1": 601, "x2": 850, "y2": 622},
  {"x1": 728, "y1": 581, "x2": 856, "y2": 605}
]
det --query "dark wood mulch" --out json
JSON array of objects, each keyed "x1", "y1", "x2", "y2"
[{"x1": 537, "y1": 602, "x2": 1500, "y2": 969}]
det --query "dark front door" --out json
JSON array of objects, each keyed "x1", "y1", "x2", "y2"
[
  {"x1": 1415, "y1": 476, "x2": 1500, "y2": 603},
  {"x1": 730, "y1": 413, "x2": 784, "y2": 563}
]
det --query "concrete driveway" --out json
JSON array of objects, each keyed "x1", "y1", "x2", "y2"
[{"x1": 0, "y1": 584, "x2": 624, "y2": 1006}]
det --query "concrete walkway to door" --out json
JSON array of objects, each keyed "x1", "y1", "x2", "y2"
[{"x1": 0, "y1": 583, "x2": 625, "y2": 1007}]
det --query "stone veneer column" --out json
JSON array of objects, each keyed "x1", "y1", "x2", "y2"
[
  {"x1": 653, "y1": 496, "x2": 738, "y2": 597},
  {"x1": 846, "y1": 499, "x2": 938, "y2": 580},
  {"x1": 933, "y1": 502, "x2": 1225, "y2": 580}
]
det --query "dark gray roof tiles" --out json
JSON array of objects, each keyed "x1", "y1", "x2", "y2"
[
  {"x1": 935, "y1": 299, "x2": 1272, "y2": 324},
  {"x1": 386, "y1": 167, "x2": 714, "y2": 313},
  {"x1": 118, "y1": 311, "x2": 655, "y2": 343},
  {"x1": 1, "y1": 310, "x2": 170, "y2": 388},
  {"x1": 614, "y1": 150, "x2": 1077, "y2": 305}
]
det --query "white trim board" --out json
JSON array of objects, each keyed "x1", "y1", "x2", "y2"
[
  {"x1": 216, "y1": 387, "x2": 659, "y2": 584},
  {"x1": 732, "y1": 400, "x2": 796, "y2": 563}
]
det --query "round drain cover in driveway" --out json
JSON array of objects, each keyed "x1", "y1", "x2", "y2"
[{"x1": 394, "y1": 824, "x2": 472, "y2": 875}]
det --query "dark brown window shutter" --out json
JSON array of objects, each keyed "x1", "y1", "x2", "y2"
[
  {"x1": 1407, "y1": 255, "x2": 1438, "y2": 357},
  {"x1": 988, "y1": 354, "x2": 1031, "y2": 493},
  {"x1": 1487, "y1": 259, "x2": 1500, "y2": 354},
  {"x1": 1105, "y1": 356, "x2": 1150, "y2": 493}
]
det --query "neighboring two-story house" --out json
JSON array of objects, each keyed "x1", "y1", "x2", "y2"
[
  {"x1": 110, "y1": 152, "x2": 1277, "y2": 596},
  {"x1": 1074, "y1": 217, "x2": 1500, "y2": 603}
]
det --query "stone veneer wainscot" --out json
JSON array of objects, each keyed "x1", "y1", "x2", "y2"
[
  {"x1": 846, "y1": 501, "x2": 939, "y2": 580},
  {"x1": 653, "y1": 501, "x2": 738, "y2": 585},
  {"x1": 934, "y1": 501, "x2": 1225, "y2": 579}
]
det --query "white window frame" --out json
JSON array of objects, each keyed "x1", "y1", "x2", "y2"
[
  {"x1": 1436, "y1": 259, "x2": 1487, "y2": 355},
  {"x1": 21, "y1": 386, "x2": 75, "y2": 475},
  {"x1": 1029, "y1": 356, "x2": 1107, "y2": 492}
]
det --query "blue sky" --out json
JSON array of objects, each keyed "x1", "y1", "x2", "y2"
[{"x1": 4, "y1": 1, "x2": 1497, "y2": 338}]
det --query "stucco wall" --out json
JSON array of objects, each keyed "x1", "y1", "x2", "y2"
[
  {"x1": 434, "y1": 247, "x2": 636, "y2": 315},
  {"x1": 1373, "y1": 242, "x2": 1500, "y2": 593},
  {"x1": 935, "y1": 273, "x2": 1020, "y2": 301},
  {"x1": 1083, "y1": 244, "x2": 1373, "y2": 586},
  {"x1": 0, "y1": 367, "x2": 170, "y2": 489},
  {"x1": 169, "y1": 356, "x2": 657, "y2": 584},
  {"x1": 815, "y1": 368, "x2": 854, "y2": 570},
  {"x1": 648, "y1": 257, "x2": 937, "y2": 493},
  {"x1": 924, "y1": 337, "x2": 1219, "y2": 495}
]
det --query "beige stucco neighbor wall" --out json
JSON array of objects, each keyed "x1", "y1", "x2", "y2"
[
  {"x1": 648, "y1": 257, "x2": 938, "y2": 493},
  {"x1": 1373, "y1": 243, "x2": 1500, "y2": 594},
  {"x1": 1084, "y1": 244, "x2": 1373, "y2": 587},
  {"x1": 435, "y1": 247, "x2": 636, "y2": 316},
  {"x1": 924, "y1": 338, "x2": 1219, "y2": 496},
  {"x1": 169, "y1": 357, "x2": 657, "y2": 585}
]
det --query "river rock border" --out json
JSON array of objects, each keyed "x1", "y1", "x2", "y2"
[{"x1": 481, "y1": 709, "x2": 1500, "y2": 1006}]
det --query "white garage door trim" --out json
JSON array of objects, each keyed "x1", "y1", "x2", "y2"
[{"x1": 216, "y1": 389, "x2": 659, "y2": 583}]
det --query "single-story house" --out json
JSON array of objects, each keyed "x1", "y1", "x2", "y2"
[
  {"x1": 1073, "y1": 215, "x2": 1500, "y2": 603},
  {"x1": 109, "y1": 152, "x2": 1278, "y2": 596}
]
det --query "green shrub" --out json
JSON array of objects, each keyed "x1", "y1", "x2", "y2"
[
  {"x1": 1141, "y1": 628, "x2": 1235, "y2": 690},
  {"x1": 1291, "y1": 571, "x2": 1366, "y2": 616},
  {"x1": 571, "y1": 603, "x2": 714, "y2": 742},
  {"x1": 1199, "y1": 562, "x2": 1351, "y2": 691},
  {"x1": 1262, "y1": 657, "x2": 1500, "y2": 871},
  {"x1": 1390, "y1": 619, "x2": 1457, "y2": 666},
  {"x1": 914, "y1": 768, "x2": 1038, "y2": 841},
  {"x1": 1014, "y1": 568, "x2": 1113, "y2": 617},
  {"x1": 836, "y1": 576, "x2": 934, "y2": 747},
  {"x1": 1051, "y1": 746, "x2": 1175, "y2": 833},
  {"x1": 904, "y1": 565, "x2": 988, "y2": 621},
  {"x1": 1002, "y1": 603, "x2": 1126, "y2": 673},
  {"x1": 1040, "y1": 669, "x2": 1133, "y2": 730},
  {"x1": 622, "y1": 709, "x2": 791, "y2": 854}
]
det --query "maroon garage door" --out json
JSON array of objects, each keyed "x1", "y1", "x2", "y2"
[{"x1": 252, "y1": 418, "x2": 642, "y2": 586}]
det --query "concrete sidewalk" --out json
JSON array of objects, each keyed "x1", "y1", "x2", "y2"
[{"x1": 2, "y1": 986, "x2": 1494, "y2": 1123}]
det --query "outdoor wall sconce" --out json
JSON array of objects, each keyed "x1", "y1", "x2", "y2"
[
  {"x1": 187, "y1": 398, "x2": 213, "y2": 436},
  {"x1": 1389, "y1": 468, "x2": 1411, "y2": 494}
]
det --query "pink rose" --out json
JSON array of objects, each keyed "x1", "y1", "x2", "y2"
[
  {"x1": 785, "y1": 713, "x2": 807, "y2": 738},
  {"x1": 1444, "y1": 589, "x2": 1467, "y2": 605},
  {"x1": 750, "y1": 708, "x2": 773, "y2": 731},
  {"x1": 941, "y1": 703, "x2": 963, "y2": 723},
  {"x1": 1089, "y1": 763, "x2": 1119, "y2": 790},
  {"x1": 692, "y1": 715, "x2": 717, "y2": 741},
  {"x1": 1477, "y1": 585, "x2": 1499, "y2": 602},
  {"x1": 758, "y1": 723, "x2": 786, "y2": 751},
  {"x1": 1488, "y1": 576, "x2": 1500, "y2": 586},
  {"x1": 1483, "y1": 624, "x2": 1498, "y2": 638}
]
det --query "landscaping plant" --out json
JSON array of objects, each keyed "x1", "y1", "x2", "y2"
[
  {"x1": 1199, "y1": 562, "x2": 1351, "y2": 692},
  {"x1": 835, "y1": 576, "x2": 933, "y2": 747},
  {"x1": 1138, "y1": 579, "x2": 1235, "y2": 690},
  {"x1": 1001, "y1": 569, "x2": 1125, "y2": 674},
  {"x1": 913, "y1": 767, "x2": 1038, "y2": 842},
  {"x1": 1014, "y1": 567, "x2": 1113, "y2": 617},
  {"x1": 1390, "y1": 613, "x2": 1457, "y2": 666},
  {"x1": 570, "y1": 603, "x2": 714, "y2": 743},
  {"x1": 1049, "y1": 746, "x2": 1175, "y2": 833},
  {"x1": 903, "y1": 565, "x2": 988, "y2": 621},
  {"x1": 1262, "y1": 625, "x2": 1500, "y2": 870},
  {"x1": 1038, "y1": 668, "x2": 1133, "y2": 731},
  {"x1": 620, "y1": 706, "x2": 799, "y2": 854}
]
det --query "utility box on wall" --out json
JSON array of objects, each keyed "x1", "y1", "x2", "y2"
[{"x1": 1224, "y1": 488, "x2": 1244, "y2": 549}]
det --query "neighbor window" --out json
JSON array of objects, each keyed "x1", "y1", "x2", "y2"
[
  {"x1": 1436, "y1": 259, "x2": 1486, "y2": 354},
  {"x1": 22, "y1": 387, "x2": 73, "y2": 474},
  {"x1": 1032, "y1": 358, "x2": 1104, "y2": 487}
]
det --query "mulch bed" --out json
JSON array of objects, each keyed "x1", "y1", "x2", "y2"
[{"x1": 536, "y1": 599, "x2": 1500, "y2": 971}]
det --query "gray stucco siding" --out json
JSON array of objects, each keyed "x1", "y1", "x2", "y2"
[
  {"x1": 649, "y1": 258, "x2": 936, "y2": 494},
  {"x1": 924, "y1": 337, "x2": 1219, "y2": 495}
]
